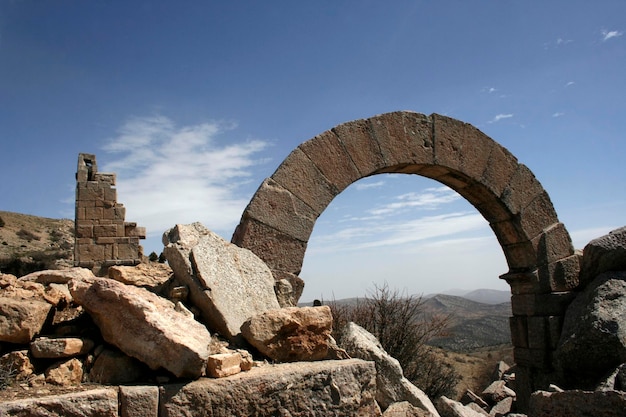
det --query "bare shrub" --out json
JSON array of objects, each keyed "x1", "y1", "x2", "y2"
[
  {"x1": 330, "y1": 283, "x2": 461, "y2": 399},
  {"x1": 16, "y1": 228, "x2": 40, "y2": 242},
  {"x1": 0, "y1": 362, "x2": 16, "y2": 390}
]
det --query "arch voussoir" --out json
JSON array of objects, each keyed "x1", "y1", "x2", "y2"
[{"x1": 332, "y1": 118, "x2": 386, "y2": 177}]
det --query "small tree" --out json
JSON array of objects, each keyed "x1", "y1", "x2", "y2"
[{"x1": 330, "y1": 283, "x2": 461, "y2": 399}]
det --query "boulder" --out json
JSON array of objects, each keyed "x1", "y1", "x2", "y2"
[
  {"x1": 163, "y1": 223, "x2": 280, "y2": 340},
  {"x1": 240, "y1": 306, "x2": 332, "y2": 362},
  {"x1": 19, "y1": 267, "x2": 95, "y2": 285},
  {"x1": 69, "y1": 276, "x2": 210, "y2": 379},
  {"x1": 579, "y1": 226, "x2": 626, "y2": 287},
  {"x1": 30, "y1": 336, "x2": 94, "y2": 359},
  {"x1": 107, "y1": 263, "x2": 173, "y2": 291},
  {"x1": 119, "y1": 386, "x2": 159, "y2": 417},
  {"x1": 0, "y1": 388, "x2": 118, "y2": 417},
  {"x1": 383, "y1": 401, "x2": 433, "y2": 416},
  {"x1": 45, "y1": 358, "x2": 84, "y2": 386},
  {"x1": 436, "y1": 396, "x2": 486, "y2": 417},
  {"x1": 555, "y1": 271, "x2": 626, "y2": 387},
  {"x1": 0, "y1": 296, "x2": 52, "y2": 343},
  {"x1": 87, "y1": 348, "x2": 145, "y2": 384},
  {"x1": 480, "y1": 380, "x2": 515, "y2": 405},
  {"x1": 339, "y1": 322, "x2": 440, "y2": 416},
  {"x1": 489, "y1": 397, "x2": 513, "y2": 416},
  {"x1": 529, "y1": 389, "x2": 626, "y2": 417},
  {"x1": 160, "y1": 359, "x2": 381, "y2": 417}
]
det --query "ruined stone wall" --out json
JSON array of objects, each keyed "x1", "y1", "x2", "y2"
[{"x1": 74, "y1": 153, "x2": 145, "y2": 275}]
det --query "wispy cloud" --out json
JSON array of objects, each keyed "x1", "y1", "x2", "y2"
[
  {"x1": 355, "y1": 180, "x2": 385, "y2": 191},
  {"x1": 488, "y1": 114, "x2": 513, "y2": 124},
  {"x1": 101, "y1": 115, "x2": 268, "y2": 240},
  {"x1": 482, "y1": 87, "x2": 497, "y2": 94},
  {"x1": 368, "y1": 187, "x2": 460, "y2": 216},
  {"x1": 552, "y1": 112, "x2": 565, "y2": 118},
  {"x1": 602, "y1": 29, "x2": 623, "y2": 41},
  {"x1": 565, "y1": 81, "x2": 575, "y2": 87}
]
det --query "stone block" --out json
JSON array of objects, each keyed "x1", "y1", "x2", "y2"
[
  {"x1": 271, "y1": 147, "x2": 337, "y2": 215},
  {"x1": 461, "y1": 182, "x2": 511, "y2": 223},
  {"x1": 94, "y1": 225, "x2": 118, "y2": 238},
  {"x1": 518, "y1": 192, "x2": 559, "y2": 241},
  {"x1": 75, "y1": 225, "x2": 93, "y2": 238},
  {"x1": 547, "y1": 316, "x2": 563, "y2": 350},
  {"x1": 369, "y1": 111, "x2": 434, "y2": 168},
  {"x1": 500, "y1": 240, "x2": 539, "y2": 271},
  {"x1": 114, "y1": 206, "x2": 126, "y2": 221},
  {"x1": 242, "y1": 178, "x2": 317, "y2": 242},
  {"x1": 0, "y1": 388, "x2": 119, "y2": 416},
  {"x1": 500, "y1": 270, "x2": 545, "y2": 295},
  {"x1": 514, "y1": 347, "x2": 551, "y2": 369},
  {"x1": 529, "y1": 389, "x2": 626, "y2": 417},
  {"x1": 527, "y1": 316, "x2": 548, "y2": 350},
  {"x1": 104, "y1": 187, "x2": 117, "y2": 202},
  {"x1": 94, "y1": 172, "x2": 116, "y2": 185},
  {"x1": 298, "y1": 129, "x2": 361, "y2": 193},
  {"x1": 531, "y1": 223, "x2": 575, "y2": 267},
  {"x1": 76, "y1": 184, "x2": 103, "y2": 202},
  {"x1": 501, "y1": 163, "x2": 545, "y2": 215},
  {"x1": 511, "y1": 292, "x2": 576, "y2": 316},
  {"x1": 116, "y1": 242, "x2": 139, "y2": 260},
  {"x1": 332, "y1": 117, "x2": 386, "y2": 177},
  {"x1": 538, "y1": 254, "x2": 581, "y2": 292},
  {"x1": 84, "y1": 207, "x2": 103, "y2": 220},
  {"x1": 119, "y1": 385, "x2": 159, "y2": 417},
  {"x1": 481, "y1": 143, "x2": 519, "y2": 198},
  {"x1": 76, "y1": 244, "x2": 105, "y2": 263},
  {"x1": 232, "y1": 217, "x2": 307, "y2": 275},
  {"x1": 509, "y1": 315, "x2": 529, "y2": 348},
  {"x1": 207, "y1": 352, "x2": 242, "y2": 378}
]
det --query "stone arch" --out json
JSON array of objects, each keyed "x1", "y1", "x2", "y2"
[{"x1": 232, "y1": 111, "x2": 581, "y2": 402}]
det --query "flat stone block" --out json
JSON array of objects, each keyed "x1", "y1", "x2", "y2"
[
  {"x1": 481, "y1": 143, "x2": 519, "y2": 198},
  {"x1": 207, "y1": 352, "x2": 242, "y2": 378},
  {"x1": 77, "y1": 185, "x2": 104, "y2": 202},
  {"x1": 120, "y1": 385, "x2": 159, "y2": 417},
  {"x1": 76, "y1": 226, "x2": 93, "y2": 238},
  {"x1": 510, "y1": 315, "x2": 529, "y2": 348},
  {"x1": 232, "y1": 217, "x2": 307, "y2": 275},
  {"x1": 0, "y1": 388, "x2": 119, "y2": 417},
  {"x1": 501, "y1": 163, "x2": 545, "y2": 215},
  {"x1": 84, "y1": 207, "x2": 103, "y2": 220},
  {"x1": 94, "y1": 225, "x2": 118, "y2": 238},
  {"x1": 370, "y1": 111, "x2": 434, "y2": 168},
  {"x1": 242, "y1": 178, "x2": 317, "y2": 242},
  {"x1": 518, "y1": 192, "x2": 560, "y2": 241},
  {"x1": 333, "y1": 117, "x2": 386, "y2": 177},
  {"x1": 271, "y1": 147, "x2": 337, "y2": 214},
  {"x1": 531, "y1": 223, "x2": 575, "y2": 267},
  {"x1": 298, "y1": 129, "x2": 361, "y2": 193},
  {"x1": 514, "y1": 347, "x2": 551, "y2": 369},
  {"x1": 511, "y1": 292, "x2": 576, "y2": 316},
  {"x1": 538, "y1": 253, "x2": 582, "y2": 292}
]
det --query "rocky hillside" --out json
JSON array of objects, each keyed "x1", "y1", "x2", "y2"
[{"x1": 0, "y1": 211, "x2": 74, "y2": 276}]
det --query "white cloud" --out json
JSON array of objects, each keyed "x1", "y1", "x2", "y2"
[
  {"x1": 565, "y1": 81, "x2": 575, "y2": 87},
  {"x1": 552, "y1": 112, "x2": 565, "y2": 118},
  {"x1": 602, "y1": 29, "x2": 623, "y2": 41},
  {"x1": 101, "y1": 115, "x2": 268, "y2": 245},
  {"x1": 355, "y1": 180, "x2": 385, "y2": 191},
  {"x1": 488, "y1": 113, "x2": 513, "y2": 124},
  {"x1": 368, "y1": 187, "x2": 460, "y2": 216}
]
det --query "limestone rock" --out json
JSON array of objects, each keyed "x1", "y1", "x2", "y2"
[
  {"x1": 30, "y1": 336, "x2": 94, "y2": 359},
  {"x1": 163, "y1": 223, "x2": 280, "y2": 340},
  {"x1": 481, "y1": 380, "x2": 515, "y2": 405},
  {"x1": 555, "y1": 271, "x2": 626, "y2": 387},
  {"x1": 0, "y1": 296, "x2": 52, "y2": 343},
  {"x1": 489, "y1": 396, "x2": 513, "y2": 416},
  {"x1": 529, "y1": 389, "x2": 626, "y2": 417},
  {"x1": 68, "y1": 276, "x2": 210, "y2": 378},
  {"x1": 160, "y1": 359, "x2": 381, "y2": 417},
  {"x1": 579, "y1": 226, "x2": 626, "y2": 287},
  {"x1": 339, "y1": 322, "x2": 440, "y2": 416},
  {"x1": 207, "y1": 352, "x2": 243, "y2": 378},
  {"x1": 0, "y1": 388, "x2": 118, "y2": 417},
  {"x1": 383, "y1": 401, "x2": 433, "y2": 416},
  {"x1": 241, "y1": 306, "x2": 332, "y2": 362},
  {"x1": 492, "y1": 360, "x2": 510, "y2": 381},
  {"x1": 88, "y1": 348, "x2": 145, "y2": 384},
  {"x1": 0, "y1": 350, "x2": 34, "y2": 380},
  {"x1": 19, "y1": 267, "x2": 95, "y2": 285},
  {"x1": 119, "y1": 385, "x2": 159, "y2": 417},
  {"x1": 108, "y1": 263, "x2": 173, "y2": 291},
  {"x1": 436, "y1": 396, "x2": 487, "y2": 417},
  {"x1": 45, "y1": 358, "x2": 84, "y2": 386}
]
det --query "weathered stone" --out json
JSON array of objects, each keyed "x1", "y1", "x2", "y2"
[
  {"x1": 0, "y1": 388, "x2": 118, "y2": 416},
  {"x1": 332, "y1": 117, "x2": 386, "y2": 177},
  {"x1": 88, "y1": 348, "x2": 145, "y2": 384},
  {"x1": 0, "y1": 297, "x2": 52, "y2": 343},
  {"x1": 489, "y1": 396, "x2": 513, "y2": 416},
  {"x1": 69, "y1": 276, "x2": 210, "y2": 378},
  {"x1": 492, "y1": 361, "x2": 511, "y2": 381},
  {"x1": 160, "y1": 359, "x2": 381, "y2": 417},
  {"x1": 579, "y1": 226, "x2": 626, "y2": 287},
  {"x1": 555, "y1": 271, "x2": 626, "y2": 387},
  {"x1": 45, "y1": 358, "x2": 84, "y2": 386},
  {"x1": 597, "y1": 363, "x2": 626, "y2": 391},
  {"x1": 481, "y1": 380, "x2": 515, "y2": 405},
  {"x1": 108, "y1": 262, "x2": 173, "y2": 290},
  {"x1": 383, "y1": 401, "x2": 433, "y2": 417},
  {"x1": 0, "y1": 350, "x2": 34, "y2": 380},
  {"x1": 464, "y1": 402, "x2": 488, "y2": 416},
  {"x1": 119, "y1": 385, "x2": 159, "y2": 417},
  {"x1": 189, "y1": 229, "x2": 280, "y2": 340},
  {"x1": 436, "y1": 396, "x2": 487, "y2": 417},
  {"x1": 207, "y1": 352, "x2": 242, "y2": 378},
  {"x1": 241, "y1": 306, "x2": 332, "y2": 362},
  {"x1": 529, "y1": 389, "x2": 626, "y2": 417},
  {"x1": 31, "y1": 336, "x2": 94, "y2": 359},
  {"x1": 19, "y1": 267, "x2": 95, "y2": 285},
  {"x1": 461, "y1": 389, "x2": 489, "y2": 410},
  {"x1": 339, "y1": 322, "x2": 440, "y2": 416}
]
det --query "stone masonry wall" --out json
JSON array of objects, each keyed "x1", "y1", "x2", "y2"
[{"x1": 74, "y1": 153, "x2": 145, "y2": 275}]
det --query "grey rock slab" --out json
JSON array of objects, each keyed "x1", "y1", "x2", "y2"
[
  {"x1": 529, "y1": 389, "x2": 626, "y2": 417},
  {"x1": 0, "y1": 388, "x2": 118, "y2": 417}
]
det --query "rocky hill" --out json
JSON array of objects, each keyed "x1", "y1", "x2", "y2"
[{"x1": 0, "y1": 211, "x2": 74, "y2": 276}]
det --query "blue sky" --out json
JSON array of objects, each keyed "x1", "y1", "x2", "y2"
[{"x1": 1, "y1": 1, "x2": 624, "y2": 301}]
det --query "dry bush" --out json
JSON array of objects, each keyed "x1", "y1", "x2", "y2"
[
  {"x1": 16, "y1": 228, "x2": 40, "y2": 242},
  {"x1": 330, "y1": 283, "x2": 461, "y2": 399}
]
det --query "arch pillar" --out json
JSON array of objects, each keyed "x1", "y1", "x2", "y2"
[{"x1": 232, "y1": 111, "x2": 581, "y2": 406}]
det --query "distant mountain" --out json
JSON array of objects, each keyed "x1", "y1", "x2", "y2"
[{"x1": 462, "y1": 289, "x2": 511, "y2": 305}]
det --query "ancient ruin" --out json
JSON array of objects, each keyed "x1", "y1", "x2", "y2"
[
  {"x1": 74, "y1": 153, "x2": 146, "y2": 275},
  {"x1": 233, "y1": 111, "x2": 581, "y2": 406}
]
